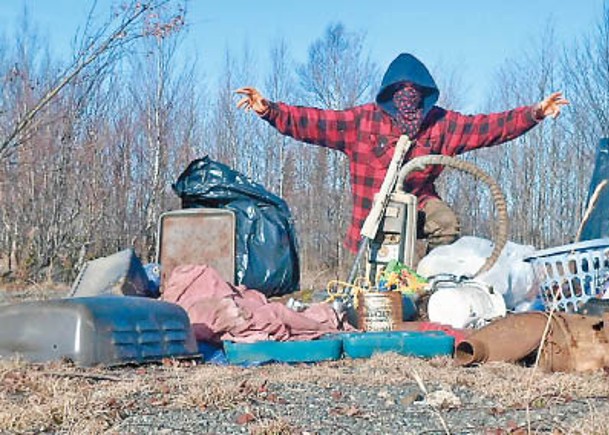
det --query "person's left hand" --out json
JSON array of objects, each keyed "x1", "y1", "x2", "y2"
[{"x1": 538, "y1": 91, "x2": 570, "y2": 119}]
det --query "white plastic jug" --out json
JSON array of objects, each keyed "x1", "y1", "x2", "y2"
[{"x1": 427, "y1": 276, "x2": 507, "y2": 329}]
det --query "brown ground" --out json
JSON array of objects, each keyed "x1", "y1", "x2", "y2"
[
  {"x1": 2, "y1": 354, "x2": 609, "y2": 434},
  {"x1": 2, "y1": 284, "x2": 609, "y2": 434}
]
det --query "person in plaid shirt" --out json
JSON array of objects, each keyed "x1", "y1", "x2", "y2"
[{"x1": 236, "y1": 53, "x2": 568, "y2": 255}]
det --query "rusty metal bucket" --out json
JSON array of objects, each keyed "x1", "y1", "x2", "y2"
[{"x1": 357, "y1": 291, "x2": 403, "y2": 331}]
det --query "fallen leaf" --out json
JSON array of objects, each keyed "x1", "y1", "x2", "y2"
[
  {"x1": 330, "y1": 405, "x2": 362, "y2": 417},
  {"x1": 489, "y1": 406, "x2": 505, "y2": 416},
  {"x1": 258, "y1": 380, "x2": 268, "y2": 393},
  {"x1": 331, "y1": 390, "x2": 343, "y2": 401},
  {"x1": 235, "y1": 412, "x2": 255, "y2": 425},
  {"x1": 400, "y1": 392, "x2": 423, "y2": 406},
  {"x1": 344, "y1": 405, "x2": 361, "y2": 417}
]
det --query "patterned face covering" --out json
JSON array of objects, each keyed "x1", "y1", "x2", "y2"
[{"x1": 392, "y1": 83, "x2": 423, "y2": 138}]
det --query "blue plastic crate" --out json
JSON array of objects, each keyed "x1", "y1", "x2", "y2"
[
  {"x1": 223, "y1": 338, "x2": 343, "y2": 365},
  {"x1": 339, "y1": 331, "x2": 455, "y2": 359}
]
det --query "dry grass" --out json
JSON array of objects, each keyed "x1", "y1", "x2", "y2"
[
  {"x1": 569, "y1": 405, "x2": 609, "y2": 435},
  {"x1": 565, "y1": 401, "x2": 609, "y2": 434},
  {"x1": 0, "y1": 282, "x2": 69, "y2": 303},
  {"x1": 253, "y1": 353, "x2": 609, "y2": 408},
  {"x1": 249, "y1": 417, "x2": 298, "y2": 435},
  {"x1": 0, "y1": 357, "x2": 271, "y2": 433},
  {"x1": 1, "y1": 352, "x2": 609, "y2": 433}
]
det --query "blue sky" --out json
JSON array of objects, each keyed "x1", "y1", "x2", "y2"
[{"x1": 0, "y1": 0, "x2": 605, "y2": 110}]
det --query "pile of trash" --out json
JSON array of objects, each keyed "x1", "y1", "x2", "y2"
[
  {"x1": 2, "y1": 232, "x2": 609, "y2": 373},
  {"x1": 3, "y1": 150, "x2": 609, "y2": 374}
]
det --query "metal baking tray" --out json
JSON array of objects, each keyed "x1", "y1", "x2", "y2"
[{"x1": 156, "y1": 208, "x2": 236, "y2": 289}]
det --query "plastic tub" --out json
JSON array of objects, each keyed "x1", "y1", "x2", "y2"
[
  {"x1": 524, "y1": 238, "x2": 609, "y2": 312},
  {"x1": 223, "y1": 338, "x2": 343, "y2": 365},
  {"x1": 339, "y1": 331, "x2": 454, "y2": 359}
]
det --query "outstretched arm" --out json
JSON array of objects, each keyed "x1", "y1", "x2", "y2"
[
  {"x1": 441, "y1": 91, "x2": 570, "y2": 155},
  {"x1": 235, "y1": 86, "x2": 359, "y2": 152}
]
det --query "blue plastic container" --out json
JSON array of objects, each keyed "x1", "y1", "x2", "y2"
[
  {"x1": 198, "y1": 341, "x2": 228, "y2": 365},
  {"x1": 223, "y1": 338, "x2": 343, "y2": 365},
  {"x1": 339, "y1": 331, "x2": 454, "y2": 359},
  {"x1": 0, "y1": 296, "x2": 199, "y2": 366},
  {"x1": 402, "y1": 293, "x2": 418, "y2": 320}
]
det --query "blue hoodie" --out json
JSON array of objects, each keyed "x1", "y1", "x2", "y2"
[{"x1": 375, "y1": 53, "x2": 440, "y2": 120}]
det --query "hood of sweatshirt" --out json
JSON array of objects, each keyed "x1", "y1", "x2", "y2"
[{"x1": 375, "y1": 53, "x2": 439, "y2": 119}]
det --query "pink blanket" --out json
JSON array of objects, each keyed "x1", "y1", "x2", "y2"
[{"x1": 161, "y1": 264, "x2": 353, "y2": 343}]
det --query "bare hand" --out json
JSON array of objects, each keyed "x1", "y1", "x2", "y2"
[
  {"x1": 538, "y1": 91, "x2": 569, "y2": 119},
  {"x1": 235, "y1": 87, "x2": 269, "y2": 116}
]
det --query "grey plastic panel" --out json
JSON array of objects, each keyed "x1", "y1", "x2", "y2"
[
  {"x1": 0, "y1": 296, "x2": 198, "y2": 366},
  {"x1": 70, "y1": 248, "x2": 150, "y2": 297}
]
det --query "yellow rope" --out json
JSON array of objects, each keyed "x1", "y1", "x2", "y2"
[{"x1": 325, "y1": 277, "x2": 370, "y2": 309}]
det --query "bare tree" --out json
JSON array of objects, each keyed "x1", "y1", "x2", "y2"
[
  {"x1": 263, "y1": 38, "x2": 297, "y2": 198},
  {"x1": 298, "y1": 23, "x2": 378, "y2": 108},
  {"x1": 211, "y1": 45, "x2": 260, "y2": 173},
  {"x1": 562, "y1": 1, "x2": 609, "y2": 218},
  {"x1": 125, "y1": 12, "x2": 195, "y2": 259},
  {"x1": 0, "y1": 1, "x2": 187, "y2": 280},
  {"x1": 296, "y1": 23, "x2": 379, "y2": 276},
  {"x1": 460, "y1": 22, "x2": 583, "y2": 249},
  {"x1": 0, "y1": 1, "x2": 184, "y2": 161}
]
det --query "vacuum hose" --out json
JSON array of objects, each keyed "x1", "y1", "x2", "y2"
[{"x1": 396, "y1": 155, "x2": 509, "y2": 277}]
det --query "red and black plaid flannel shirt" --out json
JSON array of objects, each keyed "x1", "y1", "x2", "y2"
[{"x1": 262, "y1": 101, "x2": 542, "y2": 253}]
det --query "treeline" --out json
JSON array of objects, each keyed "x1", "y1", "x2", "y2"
[{"x1": 1, "y1": 1, "x2": 608, "y2": 288}]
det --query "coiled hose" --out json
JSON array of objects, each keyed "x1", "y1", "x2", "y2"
[{"x1": 396, "y1": 155, "x2": 509, "y2": 277}]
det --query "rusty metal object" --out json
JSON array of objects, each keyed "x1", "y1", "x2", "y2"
[
  {"x1": 455, "y1": 312, "x2": 609, "y2": 372},
  {"x1": 396, "y1": 155, "x2": 509, "y2": 277},
  {"x1": 455, "y1": 312, "x2": 548, "y2": 366},
  {"x1": 156, "y1": 209, "x2": 236, "y2": 291},
  {"x1": 539, "y1": 312, "x2": 609, "y2": 372},
  {"x1": 357, "y1": 291, "x2": 403, "y2": 331}
]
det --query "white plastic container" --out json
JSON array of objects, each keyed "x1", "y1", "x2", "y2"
[
  {"x1": 524, "y1": 238, "x2": 609, "y2": 312},
  {"x1": 427, "y1": 277, "x2": 507, "y2": 329}
]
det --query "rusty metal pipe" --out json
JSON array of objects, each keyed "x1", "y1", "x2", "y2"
[
  {"x1": 456, "y1": 312, "x2": 609, "y2": 372},
  {"x1": 454, "y1": 312, "x2": 548, "y2": 366},
  {"x1": 396, "y1": 155, "x2": 509, "y2": 277}
]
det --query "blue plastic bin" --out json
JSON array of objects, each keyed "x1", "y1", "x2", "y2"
[
  {"x1": 339, "y1": 331, "x2": 455, "y2": 359},
  {"x1": 223, "y1": 338, "x2": 343, "y2": 365}
]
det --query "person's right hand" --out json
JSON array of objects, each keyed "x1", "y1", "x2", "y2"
[{"x1": 235, "y1": 87, "x2": 269, "y2": 116}]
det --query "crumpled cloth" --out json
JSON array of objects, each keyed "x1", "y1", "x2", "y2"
[{"x1": 161, "y1": 264, "x2": 353, "y2": 343}]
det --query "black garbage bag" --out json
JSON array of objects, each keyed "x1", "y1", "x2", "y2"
[
  {"x1": 580, "y1": 138, "x2": 609, "y2": 241},
  {"x1": 172, "y1": 156, "x2": 300, "y2": 297}
]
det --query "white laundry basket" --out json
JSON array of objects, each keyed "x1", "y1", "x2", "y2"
[{"x1": 524, "y1": 238, "x2": 609, "y2": 312}]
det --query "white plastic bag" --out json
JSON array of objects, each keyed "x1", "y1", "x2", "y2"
[{"x1": 416, "y1": 236, "x2": 538, "y2": 310}]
